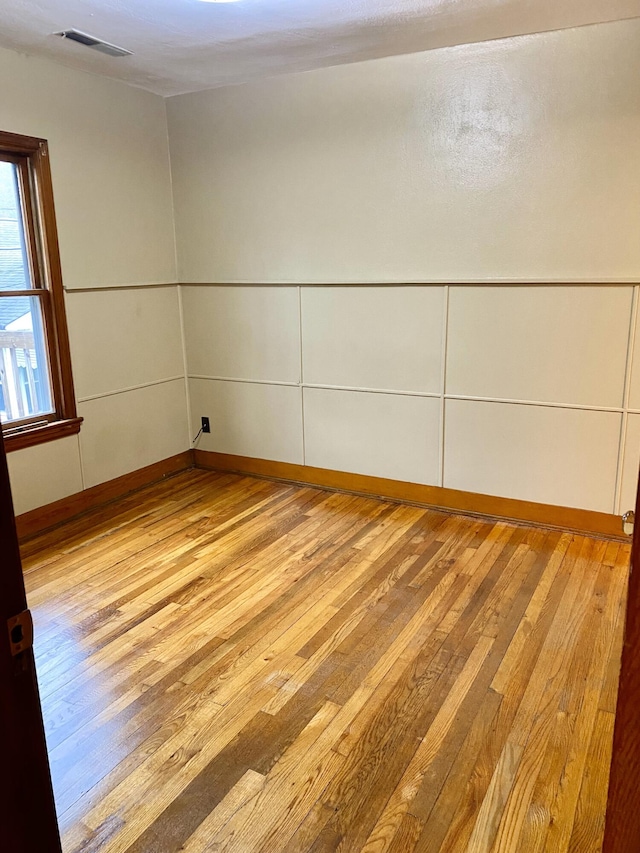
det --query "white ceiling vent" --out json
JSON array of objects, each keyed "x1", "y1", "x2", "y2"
[{"x1": 55, "y1": 29, "x2": 132, "y2": 57}]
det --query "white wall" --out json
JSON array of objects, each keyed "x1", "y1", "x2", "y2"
[
  {"x1": 170, "y1": 20, "x2": 640, "y2": 516},
  {"x1": 1, "y1": 47, "x2": 189, "y2": 514}
]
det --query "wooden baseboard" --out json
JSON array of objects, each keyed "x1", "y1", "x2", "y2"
[
  {"x1": 15, "y1": 447, "x2": 626, "y2": 543},
  {"x1": 194, "y1": 450, "x2": 625, "y2": 540},
  {"x1": 16, "y1": 450, "x2": 194, "y2": 541}
]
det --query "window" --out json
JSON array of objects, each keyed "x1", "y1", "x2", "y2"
[{"x1": 0, "y1": 131, "x2": 79, "y2": 451}]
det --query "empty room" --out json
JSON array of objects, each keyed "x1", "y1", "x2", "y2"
[{"x1": 1, "y1": 1, "x2": 640, "y2": 852}]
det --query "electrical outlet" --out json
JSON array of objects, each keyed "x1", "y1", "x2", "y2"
[{"x1": 201, "y1": 416, "x2": 211, "y2": 434}]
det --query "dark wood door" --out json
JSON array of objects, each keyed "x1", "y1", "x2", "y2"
[
  {"x1": 603, "y1": 480, "x2": 640, "y2": 851},
  {"x1": 0, "y1": 436, "x2": 62, "y2": 853}
]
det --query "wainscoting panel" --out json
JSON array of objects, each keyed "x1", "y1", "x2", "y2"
[
  {"x1": 66, "y1": 286, "x2": 185, "y2": 401},
  {"x1": 627, "y1": 302, "x2": 640, "y2": 411},
  {"x1": 16, "y1": 281, "x2": 639, "y2": 522},
  {"x1": 78, "y1": 378, "x2": 190, "y2": 488},
  {"x1": 444, "y1": 398, "x2": 621, "y2": 513},
  {"x1": 303, "y1": 387, "x2": 441, "y2": 484},
  {"x1": 182, "y1": 285, "x2": 300, "y2": 383},
  {"x1": 8, "y1": 435, "x2": 84, "y2": 516},
  {"x1": 620, "y1": 414, "x2": 640, "y2": 514},
  {"x1": 190, "y1": 378, "x2": 304, "y2": 464},
  {"x1": 446, "y1": 285, "x2": 632, "y2": 407},
  {"x1": 180, "y1": 282, "x2": 640, "y2": 517},
  {"x1": 301, "y1": 286, "x2": 444, "y2": 392}
]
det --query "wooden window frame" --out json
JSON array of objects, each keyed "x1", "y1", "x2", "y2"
[{"x1": 0, "y1": 130, "x2": 80, "y2": 452}]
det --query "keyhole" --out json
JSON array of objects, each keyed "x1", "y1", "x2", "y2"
[{"x1": 10, "y1": 624, "x2": 23, "y2": 645}]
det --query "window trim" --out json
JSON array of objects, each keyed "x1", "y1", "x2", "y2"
[{"x1": 0, "y1": 130, "x2": 81, "y2": 452}]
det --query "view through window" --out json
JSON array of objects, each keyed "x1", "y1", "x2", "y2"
[
  {"x1": 0, "y1": 131, "x2": 79, "y2": 451},
  {"x1": 0, "y1": 160, "x2": 53, "y2": 423}
]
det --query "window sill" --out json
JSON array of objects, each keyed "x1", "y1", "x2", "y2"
[{"x1": 3, "y1": 417, "x2": 83, "y2": 453}]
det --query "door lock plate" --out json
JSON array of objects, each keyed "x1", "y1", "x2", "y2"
[{"x1": 7, "y1": 609, "x2": 33, "y2": 656}]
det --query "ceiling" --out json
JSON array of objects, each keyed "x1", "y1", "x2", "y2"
[{"x1": 1, "y1": 0, "x2": 639, "y2": 97}]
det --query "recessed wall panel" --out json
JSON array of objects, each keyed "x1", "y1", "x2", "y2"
[
  {"x1": 189, "y1": 378, "x2": 303, "y2": 464},
  {"x1": 626, "y1": 308, "x2": 640, "y2": 411},
  {"x1": 304, "y1": 387, "x2": 440, "y2": 484},
  {"x1": 79, "y1": 379, "x2": 189, "y2": 488},
  {"x1": 302, "y1": 286, "x2": 444, "y2": 392},
  {"x1": 7, "y1": 435, "x2": 83, "y2": 515},
  {"x1": 447, "y1": 286, "x2": 631, "y2": 407},
  {"x1": 67, "y1": 287, "x2": 184, "y2": 399},
  {"x1": 444, "y1": 399, "x2": 620, "y2": 512},
  {"x1": 182, "y1": 286, "x2": 300, "y2": 383},
  {"x1": 620, "y1": 413, "x2": 640, "y2": 514}
]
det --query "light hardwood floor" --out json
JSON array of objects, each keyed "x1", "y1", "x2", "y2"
[{"x1": 20, "y1": 469, "x2": 629, "y2": 853}]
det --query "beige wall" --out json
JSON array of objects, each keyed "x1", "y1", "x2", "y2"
[
  {"x1": 1, "y1": 47, "x2": 188, "y2": 514},
  {"x1": 171, "y1": 20, "x2": 640, "y2": 516},
  {"x1": 0, "y1": 48, "x2": 177, "y2": 290},
  {"x1": 167, "y1": 19, "x2": 640, "y2": 284}
]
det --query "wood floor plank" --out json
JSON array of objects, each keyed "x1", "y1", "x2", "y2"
[
  {"x1": 179, "y1": 769, "x2": 267, "y2": 853},
  {"x1": 20, "y1": 470, "x2": 629, "y2": 853},
  {"x1": 411, "y1": 688, "x2": 503, "y2": 852},
  {"x1": 567, "y1": 710, "x2": 616, "y2": 853},
  {"x1": 358, "y1": 636, "x2": 495, "y2": 852}
]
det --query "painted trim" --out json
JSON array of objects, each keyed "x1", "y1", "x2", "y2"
[
  {"x1": 177, "y1": 284, "x2": 194, "y2": 444},
  {"x1": 76, "y1": 375, "x2": 185, "y2": 404},
  {"x1": 186, "y1": 376, "x2": 625, "y2": 412},
  {"x1": 443, "y1": 394, "x2": 625, "y2": 413},
  {"x1": 15, "y1": 451, "x2": 194, "y2": 541},
  {"x1": 615, "y1": 285, "x2": 640, "y2": 514},
  {"x1": 438, "y1": 285, "x2": 450, "y2": 487},
  {"x1": 188, "y1": 374, "x2": 299, "y2": 388},
  {"x1": 194, "y1": 449, "x2": 625, "y2": 540},
  {"x1": 64, "y1": 282, "x2": 179, "y2": 293},
  {"x1": 178, "y1": 284, "x2": 640, "y2": 290}
]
